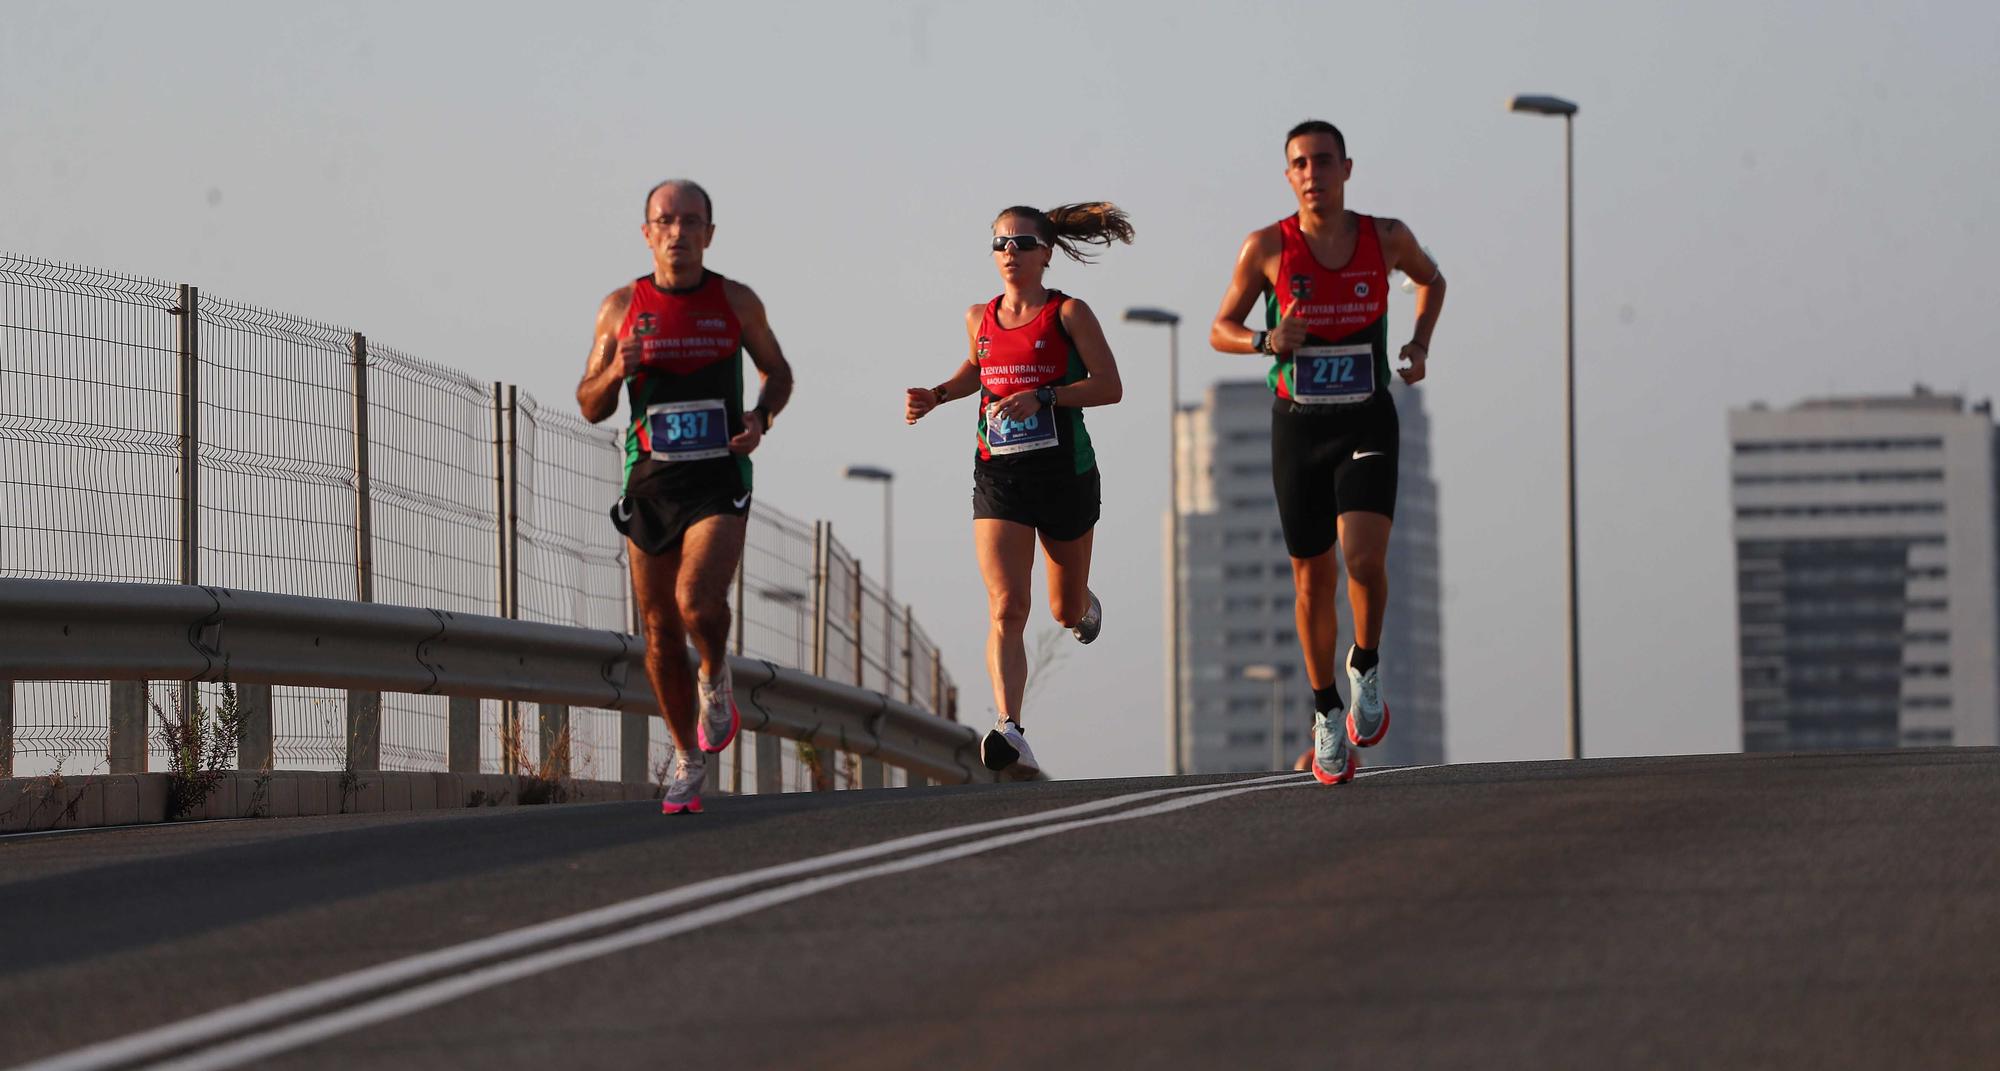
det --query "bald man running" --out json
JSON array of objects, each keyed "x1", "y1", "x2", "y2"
[{"x1": 577, "y1": 179, "x2": 794, "y2": 814}]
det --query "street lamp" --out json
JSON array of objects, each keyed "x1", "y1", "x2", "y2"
[
  {"x1": 1508, "y1": 92, "x2": 1583, "y2": 760},
  {"x1": 1241, "y1": 663, "x2": 1287, "y2": 772},
  {"x1": 842, "y1": 465, "x2": 894, "y2": 597},
  {"x1": 844, "y1": 465, "x2": 895, "y2": 694},
  {"x1": 1124, "y1": 305, "x2": 1184, "y2": 775}
]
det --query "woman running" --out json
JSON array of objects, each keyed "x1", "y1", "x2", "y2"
[{"x1": 904, "y1": 202, "x2": 1131, "y2": 776}]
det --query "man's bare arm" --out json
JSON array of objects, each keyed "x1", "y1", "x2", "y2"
[
  {"x1": 723, "y1": 280, "x2": 793, "y2": 453},
  {"x1": 1381, "y1": 218, "x2": 1445, "y2": 384},
  {"x1": 576, "y1": 287, "x2": 633, "y2": 424},
  {"x1": 1209, "y1": 228, "x2": 1280, "y2": 354}
]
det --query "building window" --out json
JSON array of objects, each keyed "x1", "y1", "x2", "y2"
[
  {"x1": 1733, "y1": 437, "x2": 1943, "y2": 454},
  {"x1": 1732, "y1": 469, "x2": 1945, "y2": 486},
  {"x1": 1734, "y1": 502, "x2": 1945, "y2": 519}
]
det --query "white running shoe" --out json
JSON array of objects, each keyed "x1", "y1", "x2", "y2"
[
  {"x1": 661, "y1": 750, "x2": 706, "y2": 815},
  {"x1": 980, "y1": 718, "x2": 1039, "y2": 775},
  {"x1": 697, "y1": 665, "x2": 741, "y2": 753},
  {"x1": 1312, "y1": 710, "x2": 1357, "y2": 785},
  {"x1": 1345, "y1": 650, "x2": 1391, "y2": 748}
]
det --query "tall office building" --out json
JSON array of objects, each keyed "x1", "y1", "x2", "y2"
[
  {"x1": 1730, "y1": 387, "x2": 2000, "y2": 751},
  {"x1": 1172, "y1": 379, "x2": 1443, "y2": 773}
]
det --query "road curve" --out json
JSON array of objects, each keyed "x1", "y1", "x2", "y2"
[{"x1": 4, "y1": 749, "x2": 1998, "y2": 1069}]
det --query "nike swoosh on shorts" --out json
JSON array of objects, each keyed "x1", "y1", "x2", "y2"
[
  {"x1": 1352, "y1": 451, "x2": 1385, "y2": 460},
  {"x1": 732, "y1": 494, "x2": 751, "y2": 510}
]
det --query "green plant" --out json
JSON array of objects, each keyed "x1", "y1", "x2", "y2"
[{"x1": 152, "y1": 682, "x2": 248, "y2": 821}]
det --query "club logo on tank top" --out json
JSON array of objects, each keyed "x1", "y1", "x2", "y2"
[{"x1": 621, "y1": 274, "x2": 741, "y2": 374}]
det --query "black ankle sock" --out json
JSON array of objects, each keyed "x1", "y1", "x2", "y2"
[
  {"x1": 1349, "y1": 646, "x2": 1379, "y2": 674},
  {"x1": 1312, "y1": 685, "x2": 1344, "y2": 714}
]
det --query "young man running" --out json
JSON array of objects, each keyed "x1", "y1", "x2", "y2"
[
  {"x1": 1209, "y1": 121, "x2": 1445, "y2": 784},
  {"x1": 577, "y1": 179, "x2": 794, "y2": 814}
]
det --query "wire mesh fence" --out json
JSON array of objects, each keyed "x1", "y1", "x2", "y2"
[
  {"x1": 739, "y1": 502, "x2": 817, "y2": 668},
  {"x1": 1, "y1": 255, "x2": 959, "y2": 786},
  {"x1": 0, "y1": 256, "x2": 181, "y2": 585},
  {"x1": 513, "y1": 392, "x2": 628, "y2": 631},
  {"x1": 367, "y1": 342, "x2": 501, "y2": 615},
  {"x1": 195, "y1": 294, "x2": 359, "y2": 599}
]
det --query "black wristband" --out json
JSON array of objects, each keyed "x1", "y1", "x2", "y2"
[
  {"x1": 1035, "y1": 384, "x2": 1058, "y2": 408},
  {"x1": 752, "y1": 405, "x2": 773, "y2": 430},
  {"x1": 1251, "y1": 330, "x2": 1269, "y2": 355}
]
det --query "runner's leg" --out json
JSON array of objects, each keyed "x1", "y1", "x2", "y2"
[
  {"x1": 1039, "y1": 527, "x2": 1095, "y2": 629},
  {"x1": 976, "y1": 518, "x2": 1037, "y2": 724},
  {"x1": 1336, "y1": 511, "x2": 1392, "y2": 648},
  {"x1": 630, "y1": 541, "x2": 697, "y2": 755},
  {"x1": 1290, "y1": 546, "x2": 1344, "y2": 692},
  {"x1": 675, "y1": 513, "x2": 746, "y2": 682}
]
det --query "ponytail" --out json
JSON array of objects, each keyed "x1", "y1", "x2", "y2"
[{"x1": 994, "y1": 202, "x2": 1135, "y2": 263}]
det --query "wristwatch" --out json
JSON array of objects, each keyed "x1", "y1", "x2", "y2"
[
  {"x1": 752, "y1": 404, "x2": 773, "y2": 430},
  {"x1": 1250, "y1": 330, "x2": 1269, "y2": 355},
  {"x1": 1035, "y1": 385, "x2": 1058, "y2": 408}
]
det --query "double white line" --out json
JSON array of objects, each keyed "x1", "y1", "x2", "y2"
[{"x1": 20, "y1": 771, "x2": 1359, "y2": 1070}]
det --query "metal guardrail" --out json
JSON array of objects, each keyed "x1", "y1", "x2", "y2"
[
  {"x1": 1, "y1": 254, "x2": 960, "y2": 778},
  {"x1": 0, "y1": 579, "x2": 1009, "y2": 787}
]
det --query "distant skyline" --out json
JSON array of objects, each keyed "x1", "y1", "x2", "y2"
[{"x1": 6, "y1": 0, "x2": 1997, "y2": 776}]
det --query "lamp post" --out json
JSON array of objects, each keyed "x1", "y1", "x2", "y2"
[
  {"x1": 1508, "y1": 92, "x2": 1583, "y2": 760},
  {"x1": 844, "y1": 465, "x2": 894, "y2": 692},
  {"x1": 842, "y1": 465, "x2": 894, "y2": 597},
  {"x1": 1124, "y1": 306, "x2": 1184, "y2": 775},
  {"x1": 1241, "y1": 663, "x2": 1286, "y2": 772}
]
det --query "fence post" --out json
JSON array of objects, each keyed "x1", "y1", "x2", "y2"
[
  {"x1": 728, "y1": 539, "x2": 746, "y2": 794},
  {"x1": 853, "y1": 556, "x2": 881, "y2": 790},
  {"x1": 350, "y1": 333, "x2": 375, "y2": 603},
  {"x1": 623, "y1": 539, "x2": 650, "y2": 786},
  {"x1": 811, "y1": 521, "x2": 828, "y2": 678},
  {"x1": 808, "y1": 521, "x2": 832, "y2": 791},
  {"x1": 108, "y1": 681, "x2": 148, "y2": 774},
  {"x1": 346, "y1": 333, "x2": 377, "y2": 770},
  {"x1": 175, "y1": 284, "x2": 201, "y2": 726},
  {"x1": 621, "y1": 712, "x2": 650, "y2": 785},
  {"x1": 733, "y1": 538, "x2": 746, "y2": 658},
  {"x1": 0, "y1": 680, "x2": 12, "y2": 779},
  {"x1": 902, "y1": 605, "x2": 915, "y2": 705},
  {"x1": 450, "y1": 697, "x2": 481, "y2": 774},
  {"x1": 931, "y1": 648, "x2": 944, "y2": 716},
  {"x1": 176, "y1": 285, "x2": 200, "y2": 587},
  {"x1": 755, "y1": 732, "x2": 781, "y2": 794},
  {"x1": 851, "y1": 557, "x2": 865, "y2": 688},
  {"x1": 236, "y1": 684, "x2": 273, "y2": 772},
  {"x1": 497, "y1": 384, "x2": 521, "y2": 773}
]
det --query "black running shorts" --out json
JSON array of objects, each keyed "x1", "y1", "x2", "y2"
[
  {"x1": 611, "y1": 477, "x2": 751, "y2": 557},
  {"x1": 1270, "y1": 394, "x2": 1399, "y2": 559},
  {"x1": 971, "y1": 465, "x2": 1101, "y2": 543}
]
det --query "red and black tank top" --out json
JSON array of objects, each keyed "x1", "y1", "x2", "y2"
[
  {"x1": 617, "y1": 271, "x2": 751, "y2": 493},
  {"x1": 973, "y1": 291, "x2": 1095, "y2": 476},
  {"x1": 1264, "y1": 213, "x2": 1391, "y2": 407}
]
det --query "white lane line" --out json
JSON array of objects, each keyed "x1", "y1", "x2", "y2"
[
  {"x1": 147, "y1": 778, "x2": 1315, "y2": 1071},
  {"x1": 14, "y1": 773, "x2": 1307, "y2": 1071}
]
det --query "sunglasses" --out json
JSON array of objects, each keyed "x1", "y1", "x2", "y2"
[{"x1": 991, "y1": 234, "x2": 1049, "y2": 253}]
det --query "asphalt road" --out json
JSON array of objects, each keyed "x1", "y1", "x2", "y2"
[{"x1": 5, "y1": 748, "x2": 1999, "y2": 1070}]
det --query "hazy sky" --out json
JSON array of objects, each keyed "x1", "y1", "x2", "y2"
[{"x1": 6, "y1": 0, "x2": 1996, "y2": 778}]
